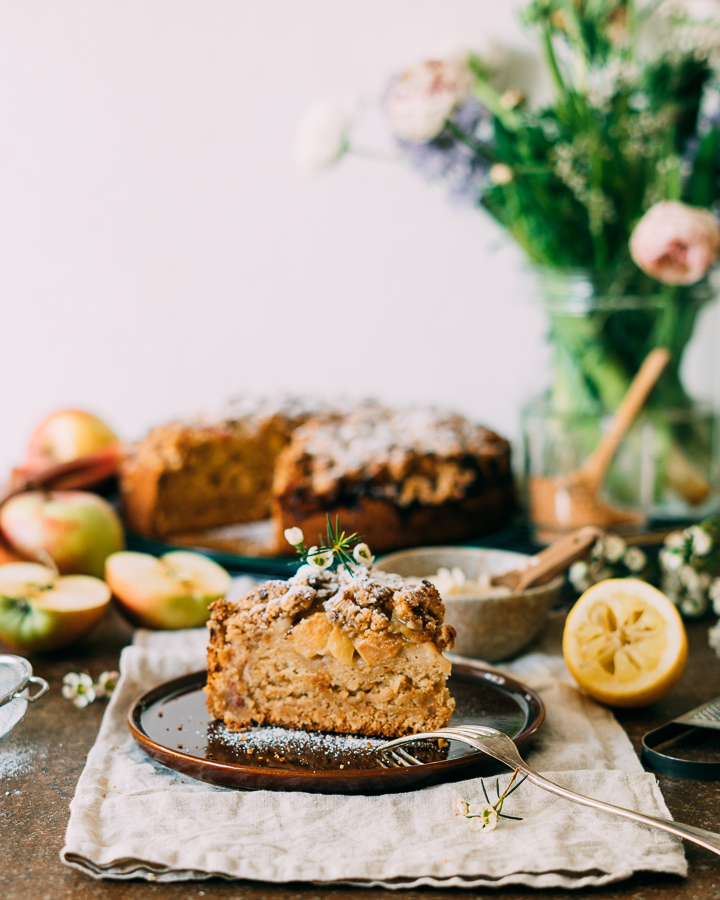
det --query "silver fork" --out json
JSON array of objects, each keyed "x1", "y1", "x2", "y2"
[{"x1": 379, "y1": 725, "x2": 720, "y2": 858}]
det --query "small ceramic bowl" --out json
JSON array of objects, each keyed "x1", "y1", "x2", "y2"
[{"x1": 375, "y1": 546, "x2": 563, "y2": 663}]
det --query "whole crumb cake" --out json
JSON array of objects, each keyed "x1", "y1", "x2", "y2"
[
  {"x1": 120, "y1": 396, "x2": 513, "y2": 554},
  {"x1": 205, "y1": 565, "x2": 457, "y2": 738}
]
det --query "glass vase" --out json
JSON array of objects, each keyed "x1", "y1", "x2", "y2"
[{"x1": 523, "y1": 269, "x2": 720, "y2": 541}]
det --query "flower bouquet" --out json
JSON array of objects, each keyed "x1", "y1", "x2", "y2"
[{"x1": 301, "y1": 0, "x2": 720, "y2": 526}]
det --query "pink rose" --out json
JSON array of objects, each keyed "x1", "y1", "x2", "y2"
[
  {"x1": 385, "y1": 59, "x2": 473, "y2": 143},
  {"x1": 629, "y1": 200, "x2": 720, "y2": 286}
]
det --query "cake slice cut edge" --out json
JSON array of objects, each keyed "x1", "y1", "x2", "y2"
[{"x1": 205, "y1": 566, "x2": 456, "y2": 739}]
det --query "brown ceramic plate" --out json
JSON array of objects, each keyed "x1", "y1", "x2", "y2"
[{"x1": 128, "y1": 660, "x2": 544, "y2": 795}]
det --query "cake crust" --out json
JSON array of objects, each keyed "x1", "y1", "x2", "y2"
[{"x1": 205, "y1": 566, "x2": 456, "y2": 738}]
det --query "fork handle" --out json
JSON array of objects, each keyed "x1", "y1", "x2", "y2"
[{"x1": 523, "y1": 767, "x2": 720, "y2": 856}]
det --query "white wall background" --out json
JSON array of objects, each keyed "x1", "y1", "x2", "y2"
[{"x1": 0, "y1": 0, "x2": 715, "y2": 474}]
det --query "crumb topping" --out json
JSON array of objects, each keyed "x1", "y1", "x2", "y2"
[
  {"x1": 216, "y1": 565, "x2": 455, "y2": 651},
  {"x1": 274, "y1": 401, "x2": 510, "y2": 507}
]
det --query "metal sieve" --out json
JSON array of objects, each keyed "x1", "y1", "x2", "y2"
[{"x1": 0, "y1": 654, "x2": 49, "y2": 739}]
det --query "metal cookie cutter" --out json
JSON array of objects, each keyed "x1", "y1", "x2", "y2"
[
  {"x1": 0, "y1": 654, "x2": 49, "y2": 739},
  {"x1": 642, "y1": 696, "x2": 720, "y2": 780}
]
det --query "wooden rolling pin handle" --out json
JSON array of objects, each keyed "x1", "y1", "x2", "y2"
[{"x1": 581, "y1": 347, "x2": 670, "y2": 491}]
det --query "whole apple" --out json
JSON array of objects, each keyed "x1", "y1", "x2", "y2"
[
  {"x1": 0, "y1": 562, "x2": 111, "y2": 653},
  {"x1": 0, "y1": 491, "x2": 125, "y2": 578},
  {"x1": 26, "y1": 409, "x2": 120, "y2": 471},
  {"x1": 106, "y1": 550, "x2": 231, "y2": 629}
]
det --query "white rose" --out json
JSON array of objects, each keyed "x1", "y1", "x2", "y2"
[
  {"x1": 385, "y1": 59, "x2": 473, "y2": 142},
  {"x1": 295, "y1": 98, "x2": 354, "y2": 174}
]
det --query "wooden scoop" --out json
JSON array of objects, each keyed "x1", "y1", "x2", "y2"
[
  {"x1": 529, "y1": 348, "x2": 671, "y2": 539},
  {"x1": 491, "y1": 526, "x2": 603, "y2": 592}
]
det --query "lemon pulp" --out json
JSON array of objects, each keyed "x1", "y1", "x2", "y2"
[{"x1": 563, "y1": 579, "x2": 687, "y2": 707}]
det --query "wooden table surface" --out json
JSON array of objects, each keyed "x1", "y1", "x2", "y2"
[{"x1": 3, "y1": 607, "x2": 720, "y2": 900}]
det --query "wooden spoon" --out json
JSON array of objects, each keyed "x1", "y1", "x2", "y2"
[
  {"x1": 491, "y1": 526, "x2": 603, "y2": 592},
  {"x1": 529, "y1": 348, "x2": 670, "y2": 539}
]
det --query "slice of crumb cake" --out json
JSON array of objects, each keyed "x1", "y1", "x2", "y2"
[{"x1": 205, "y1": 566, "x2": 456, "y2": 738}]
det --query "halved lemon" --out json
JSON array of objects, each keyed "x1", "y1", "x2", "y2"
[{"x1": 562, "y1": 579, "x2": 687, "y2": 708}]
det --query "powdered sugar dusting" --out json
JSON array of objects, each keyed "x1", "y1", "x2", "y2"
[
  {"x1": 0, "y1": 735, "x2": 47, "y2": 779},
  {"x1": 222, "y1": 725, "x2": 384, "y2": 757}
]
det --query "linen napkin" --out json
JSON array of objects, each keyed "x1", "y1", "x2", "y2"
[{"x1": 61, "y1": 607, "x2": 686, "y2": 888}]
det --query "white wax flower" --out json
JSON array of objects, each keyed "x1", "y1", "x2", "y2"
[
  {"x1": 629, "y1": 200, "x2": 720, "y2": 285},
  {"x1": 680, "y1": 593, "x2": 708, "y2": 618},
  {"x1": 665, "y1": 532, "x2": 687, "y2": 550},
  {"x1": 385, "y1": 59, "x2": 473, "y2": 142},
  {"x1": 284, "y1": 527, "x2": 305, "y2": 548},
  {"x1": 307, "y1": 546, "x2": 334, "y2": 570},
  {"x1": 660, "y1": 548, "x2": 683, "y2": 572},
  {"x1": 709, "y1": 577, "x2": 720, "y2": 604},
  {"x1": 453, "y1": 797, "x2": 469, "y2": 817},
  {"x1": 94, "y1": 670, "x2": 119, "y2": 699},
  {"x1": 467, "y1": 803, "x2": 498, "y2": 832},
  {"x1": 689, "y1": 525, "x2": 713, "y2": 556},
  {"x1": 603, "y1": 533, "x2": 626, "y2": 564},
  {"x1": 568, "y1": 560, "x2": 591, "y2": 592},
  {"x1": 623, "y1": 546, "x2": 647, "y2": 573},
  {"x1": 62, "y1": 672, "x2": 96, "y2": 708},
  {"x1": 295, "y1": 98, "x2": 354, "y2": 174},
  {"x1": 353, "y1": 543, "x2": 374, "y2": 567},
  {"x1": 679, "y1": 564, "x2": 701, "y2": 592}
]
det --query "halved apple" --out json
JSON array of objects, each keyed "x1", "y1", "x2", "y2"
[
  {"x1": 106, "y1": 550, "x2": 231, "y2": 630},
  {"x1": 0, "y1": 562, "x2": 111, "y2": 653}
]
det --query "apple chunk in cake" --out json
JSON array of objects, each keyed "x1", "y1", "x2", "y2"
[{"x1": 205, "y1": 566, "x2": 456, "y2": 738}]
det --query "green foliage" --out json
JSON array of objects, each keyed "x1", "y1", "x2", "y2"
[{"x1": 460, "y1": 0, "x2": 719, "y2": 275}]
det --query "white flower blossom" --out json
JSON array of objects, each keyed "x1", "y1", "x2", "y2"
[
  {"x1": 603, "y1": 534, "x2": 627, "y2": 564},
  {"x1": 568, "y1": 560, "x2": 592, "y2": 592},
  {"x1": 680, "y1": 593, "x2": 708, "y2": 618},
  {"x1": 385, "y1": 59, "x2": 473, "y2": 142},
  {"x1": 353, "y1": 543, "x2": 375, "y2": 568},
  {"x1": 665, "y1": 531, "x2": 687, "y2": 550},
  {"x1": 709, "y1": 577, "x2": 720, "y2": 604},
  {"x1": 94, "y1": 670, "x2": 119, "y2": 699},
  {"x1": 453, "y1": 797, "x2": 469, "y2": 817},
  {"x1": 623, "y1": 546, "x2": 647, "y2": 573},
  {"x1": 660, "y1": 548, "x2": 684, "y2": 572},
  {"x1": 679, "y1": 564, "x2": 701, "y2": 592},
  {"x1": 62, "y1": 672, "x2": 96, "y2": 708},
  {"x1": 689, "y1": 525, "x2": 713, "y2": 556},
  {"x1": 466, "y1": 803, "x2": 498, "y2": 832},
  {"x1": 284, "y1": 527, "x2": 305, "y2": 548},
  {"x1": 306, "y1": 546, "x2": 334, "y2": 570},
  {"x1": 295, "y1": 98, "x2": 354, "y2": 174},
  {"x1": 489, "y1": 163, "x2": 513, "y2": 185}
]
